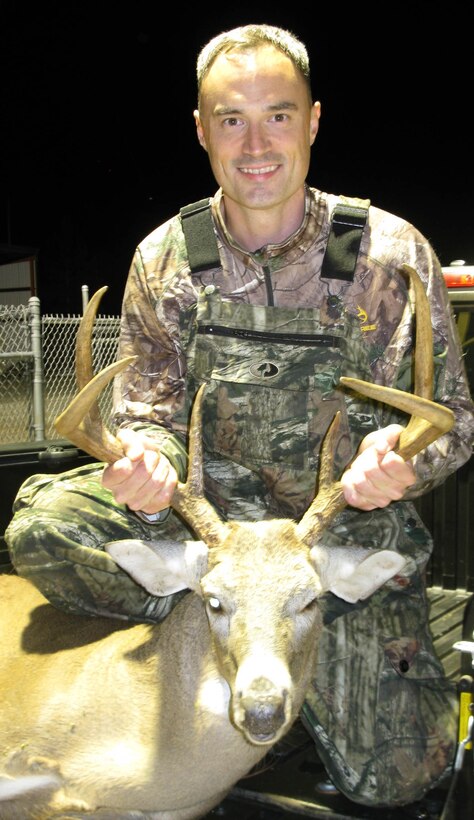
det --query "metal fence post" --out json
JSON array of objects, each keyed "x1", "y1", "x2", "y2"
[
  {"x1": 28, "y1": 296, "x2": 45, "y2": 441},
  {"x1": 81, "y1": 284, "x2": 89, "y2": 314}
]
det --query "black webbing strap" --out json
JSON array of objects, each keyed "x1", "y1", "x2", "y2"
[
  {"x1": 320, "y1": 202, "x2": 369, "y2": 282},
  {"x1": 179, "y1": 198, "x2": 221, "y2": 273},
  {"x1": 180, "y1": 197, "x2": 369, "y2": 280}
]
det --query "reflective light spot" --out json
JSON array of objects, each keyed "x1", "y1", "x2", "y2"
[
  {"x1": 98, "y1": 741, "x2": 148, "y2": 773},
  {"x1": 197, "y1": 675, "x2": 230, "y2": 715}
]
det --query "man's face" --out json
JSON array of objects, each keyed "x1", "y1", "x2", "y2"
[{"x1": 194, "y1": 45, "x2": 320, "y2": 216}]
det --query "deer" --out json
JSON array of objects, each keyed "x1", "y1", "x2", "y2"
[{"x1": 0, "y1": 265, "x2": 454, "y2": 819}]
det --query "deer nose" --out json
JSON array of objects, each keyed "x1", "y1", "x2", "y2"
[{"x1": 240, "y1": 677, "x2": 287, "y2": 742}]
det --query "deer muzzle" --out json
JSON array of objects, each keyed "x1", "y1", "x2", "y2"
[
  {"x1": 237, "y1": 677, "x2": 289, "y2": 743},
  {"x1": 232, "y1": 655, "x2": 294, "y2": 744}
]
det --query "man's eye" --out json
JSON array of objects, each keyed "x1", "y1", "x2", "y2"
[
  {"x1": 223, "y1": 117, "x2": 240, "y2": 127},
  {"x1": 272, "y1": 113, "x2": 288, "y2": 122}
]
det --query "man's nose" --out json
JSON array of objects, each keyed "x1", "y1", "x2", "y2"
[{"x1": 243, "y1": 122, "x2": 270, "y2": 155}]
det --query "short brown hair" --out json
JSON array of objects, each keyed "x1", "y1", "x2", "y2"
[{"x1": 196, "y1": 24, "x2": 311, "y2": 106}]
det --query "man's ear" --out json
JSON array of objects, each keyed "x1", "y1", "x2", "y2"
[
  {"x1": 309, "y1": 101, "x2": 321, "y2": 145},
  {"x1": 194, "y1": 109, "x2": 208, "y2": 151}
]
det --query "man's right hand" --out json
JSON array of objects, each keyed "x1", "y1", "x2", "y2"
[{"x1": 102, "y1": 428, "x2": 178, "y2": 515}]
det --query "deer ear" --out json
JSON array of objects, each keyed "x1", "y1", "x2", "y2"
[
  {"x1": 309, "y1": 545, "x2": 406, "y2": 604},
  {"x1": 104, "y1": 539, "x2": 209, "y2": 596}
]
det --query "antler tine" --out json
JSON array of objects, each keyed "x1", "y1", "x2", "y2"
[
  {"x1": 172, "y1": 384, "x2": 228, "y2": 544},
  {"x1": 337, "y1": 382, "x2": 454, "y2": 460},
  {"x1": 340, "y1": 264, "x2": 454, "y2": 460},
  {"x1": 295, "y1": 411, "x2": 347, "y2": 543},
  {"x1": 75, "y1": 285, "x2": 108, "y2": 426},
  {"x1": 296, "y1": 264, "x2": 455, "y2": 543},
  {"x1": 55, "y1": 358, "x2": 136, "y2": 462},
  {"x1": 55, "y1": 287, "x2": 137, "y2": 463}
]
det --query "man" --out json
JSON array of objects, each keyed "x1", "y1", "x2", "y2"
[{"x1": 6, "y1": 24, "x2": 474, "y2": 808}]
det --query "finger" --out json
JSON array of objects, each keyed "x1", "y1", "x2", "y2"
[
  {"x1": 126, "y1": 455, "x2": 177, "y2": 513},
  {"x1": 342, "y1": 449, "x2": 416, "y2": 510},
  {"x1": 379, "y1": 449, "x2": 416, "y2": 485},
  {"x1": 356, "y1": 424, "x2": 404, "y2": 456},
  {"x1": 102, "y1": 456, "x2": 137, "y2": 489},
  {"x1": 102, "y1": 449, "x2": 159, "y2": 504},
  {"x1": 341, "y1": 471, "x2": 389, "y2": 510},
  {"x1": 116, "y1": 428, "x2": 146, "y2": 462},
  {"x1": 115, "y1": 452, "x2": 162, "y2": 508}
]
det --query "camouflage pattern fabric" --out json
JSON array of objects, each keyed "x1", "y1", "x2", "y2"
[
  {"x1": 178, "y1": 287, "x2": 379, "y2": 519},
  {"x1": 5, "y1": 464, "x2": 193, "y2": 622},
  {"x1": 302, "y1": 514, "x2": 458, "y2": 806}
]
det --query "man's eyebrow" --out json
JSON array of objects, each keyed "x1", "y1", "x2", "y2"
[
  {"x1": 214, "y1": 101, "x2": 298, "y2": 116},
  {"x1": 266, "y1": 101, "x2": 298, "y2": 112}
]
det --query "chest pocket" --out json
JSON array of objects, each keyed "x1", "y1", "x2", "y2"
[{"x1": 184, "y1": 292, "x2": 377, "y2": 478}]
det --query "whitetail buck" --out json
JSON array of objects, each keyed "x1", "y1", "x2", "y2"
[{"x1": 0, "y1": 266, "x2": 454, "y2": 818}]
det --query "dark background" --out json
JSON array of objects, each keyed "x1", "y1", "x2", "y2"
[{"x1": 1, "y1": 1, "x2": 472, "y2": 314}]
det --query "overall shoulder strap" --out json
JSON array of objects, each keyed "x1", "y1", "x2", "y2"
[
  {"x1": 320, "y1": 198, "x2": 370, "y2": 282},
  {"x1": 180, "y1": 196, "x2": 370, "y2": 281},
  {"x1": 179, "y1": 198, "x2": 221, "y2": 273}
]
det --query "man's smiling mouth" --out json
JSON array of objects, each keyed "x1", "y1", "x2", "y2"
[{"x1": 240, "y1": 165, "x2": 279, "y2": 175}]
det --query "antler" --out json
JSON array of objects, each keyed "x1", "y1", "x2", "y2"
[
  {"x1": 55, "y1": 287, "x2": 226, "y2": 543},
  {"x1": 296, "y1": 264, "x2": 455, "y2": 543},
  {"x1": 339, "y1": 265, "x2": 454, "y2": 460},
  {"x1": 55, "y1": 287, "x2": 137, "y2": 462}
]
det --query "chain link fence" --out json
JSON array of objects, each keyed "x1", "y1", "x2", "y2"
[
  {"x1": 42, "y1": 314, "x2": 120, "y2": 441},
  {"x1": 0, "y1": 300, "x2": 120, "y2": 445},
  {"x1": 0, "y1": 304, "x2": 33, "y2": 444}
]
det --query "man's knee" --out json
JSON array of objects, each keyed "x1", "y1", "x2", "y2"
[{"x1": 4, "y1": 467, "x2": 180, "y2": 623}]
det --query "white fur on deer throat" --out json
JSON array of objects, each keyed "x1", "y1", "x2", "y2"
[{"x1": 197, "y1": 674, "x2": 232, "y2": 718}]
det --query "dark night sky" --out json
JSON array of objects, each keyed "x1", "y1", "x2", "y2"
[{"x1": 1, "y1": 1, "x2": 472, "y2": 315}]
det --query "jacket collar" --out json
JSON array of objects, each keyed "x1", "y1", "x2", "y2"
[{"x1": 211, "y1": 186, "x2": 330, "y2": 272}]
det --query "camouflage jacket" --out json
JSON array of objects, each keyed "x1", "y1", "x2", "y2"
[{"x1": 112, "y1": 186, "x2": 474, "y2": 515}]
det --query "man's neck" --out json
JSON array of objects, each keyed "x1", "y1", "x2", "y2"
[{"x1": 221, "y1": 191, "x2": 306, "y2": 252}]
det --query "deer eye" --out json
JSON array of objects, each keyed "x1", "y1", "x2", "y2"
[{"x1": 207, "y1": 596, "x2": 222, "y2": 611}]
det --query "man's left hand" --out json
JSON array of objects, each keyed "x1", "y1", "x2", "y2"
[{"x1": 341, "y1": 424, "x2": 416, "y2": 511}]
